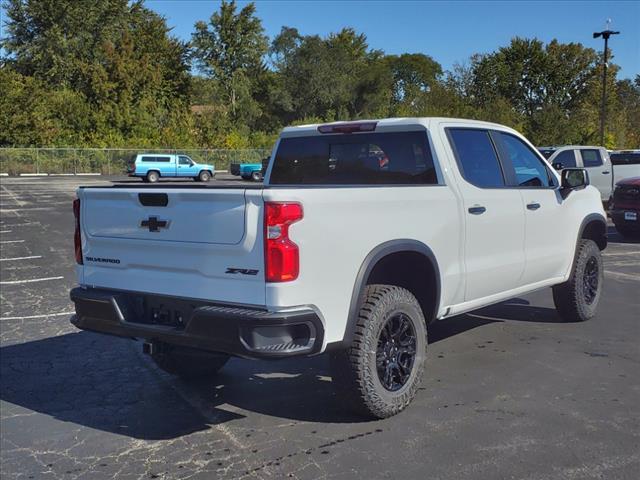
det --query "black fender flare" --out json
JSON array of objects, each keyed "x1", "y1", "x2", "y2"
[
  {"x1": 577, "y1": 213, "x2": 607, "y2": 251},
  {"x1": 335, "y1": 239, "x2": 441, "y2": 350}
]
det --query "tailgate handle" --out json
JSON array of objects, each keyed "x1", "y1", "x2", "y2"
[{"x1": 138, "y1": 193, "x2": 168, "y2": 207}]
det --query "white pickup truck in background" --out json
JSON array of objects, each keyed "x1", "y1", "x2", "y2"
[
  {"x1": 610, "y1": 149, "x2": 640, "y2": 184},
  {"x1": 538, "y1": 146, "x2": 613, "y2": 202},
  {"x1": 71, "y1": 118, "x2": 607, "y2": 418}
]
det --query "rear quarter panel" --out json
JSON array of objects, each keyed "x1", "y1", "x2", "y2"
[{"x1": 263, "y1": 185, "x2": 463, "y2": 344}]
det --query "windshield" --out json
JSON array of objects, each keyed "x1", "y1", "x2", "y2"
[{"x1": 537, "y1": 149, "x2": 555, "y2": 159}]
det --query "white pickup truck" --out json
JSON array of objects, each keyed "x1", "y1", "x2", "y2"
[{"x1": 70, "y1": 118, "x2": 607, "y2": 418}]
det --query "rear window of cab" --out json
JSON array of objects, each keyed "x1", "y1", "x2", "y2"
[{"x1": 270, "y1": 131, "x2": 438, "y2": 185}]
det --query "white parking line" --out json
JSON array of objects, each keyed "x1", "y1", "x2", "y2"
[
  {"x1": 0, "y1": 276, "x2": 64, "y2": 285},
  {"x1": 1, "y1": 207, "x2": 55, "y2": 213},
  {"x1": 1, "y1": 311, "x2": 74, "y2": 321},
  {"x1": 0, "y1": 230, "x2": 12, "y2": 233},
  {"x1": 1, "y1": 222, "x2": 39, "y2": 227},
  {"x1": 0, "y1": 255, "x2": 43, "y2": 262},
  {"x1": 604, "y1": 270, "x2": 640, "y2": 282},
  {"x1": 0, "y1": 240, "x2": 25, "y2": 244},
  {"x1": 1, "y1": 185, "x2": 25, "y2": 207}
]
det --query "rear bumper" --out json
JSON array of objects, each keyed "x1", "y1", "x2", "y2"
[
  {"x1": 70, "y1": 287, "x2": 324, "y2": 359},
  {"x1": 610, "y1": 208, "x2": 640, "y2": 230}
]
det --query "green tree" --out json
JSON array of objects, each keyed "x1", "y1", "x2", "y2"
[
  {"x1": 1, "y1": 0, "x2": 192, "y2": 147},
  {"x1": 191, "y1": 0, "x2": 268, "y2": 120},
  {"x1": 269, "y1": 27, "x2": 396, "y2": 122},
  {"x1": 614, "y1": 76, "x2": 640, "y2": 147},
  {"x1": 386, "y1": 53, "x2": 442, "y2": 113}
]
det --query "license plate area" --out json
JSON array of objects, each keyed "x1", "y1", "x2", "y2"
[
  {"x1": 624, "y1": 211, "x2": 637, "y2": 221},
  {"x1": 118, "y1": 294, "x2": 200, "y2": 330}
]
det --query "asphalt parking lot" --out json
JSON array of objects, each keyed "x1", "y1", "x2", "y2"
[{"x1": 1, "y1": 175, "x2": 639, "y2": 480}]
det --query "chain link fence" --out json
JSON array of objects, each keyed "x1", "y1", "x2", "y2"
[{"x1": 0, "y1": 148, "x2": 271, "y2": 176}]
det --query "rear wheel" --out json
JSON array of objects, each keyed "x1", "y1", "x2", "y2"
[
  {"x1": 150, "y1": 345, "x2": 229, "y2": 379},
  {"x1": 552, "y1": 239, "x2": 603, "y2": 322},
  {"x1": 198, "y1": 170, "x2": 211, "y2": 182},
  {"x1": 251, "y1": 170, "x2": 262, "y2": 182},
  {"x1": 146, "y1": 171, "x2": 160, "y2": 183},
  {"x1": 331, "y1": 285, "x2": 427, "y2": 418}
]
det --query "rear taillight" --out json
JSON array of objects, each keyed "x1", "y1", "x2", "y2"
[
  {"x1": 73, "y1": 198, "x2": 82, "y2": 264},
  {"x1": 264, "y1": 202, "x2": 303, "y2": 282}
]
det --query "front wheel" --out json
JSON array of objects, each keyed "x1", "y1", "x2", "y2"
[
  {"x1": 150, "y1": 345, "x2": 229, "y2": 380},
  {"x1": 552, "y1": 239, "x2": 603, "y2": 322},
  {"x1": 331, "y1": 285, "x2": 427, "y2": 418},
  {"x1": 198, "y1": 170, "x2": 211, "y2": 182}
]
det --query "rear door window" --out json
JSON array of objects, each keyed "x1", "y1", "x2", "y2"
[
  {"x1": 270, "y1": 131, "x2": 437, "y2": 185},
  {"x1": 580, "y1": 149, "x2": 603, "y2": 167},
  {"x1": 552, "y1": 150, "x2": 577, "y2": 168},
  {"x1": 447, "y1": 129, "x2": 504, "y2": 188}
]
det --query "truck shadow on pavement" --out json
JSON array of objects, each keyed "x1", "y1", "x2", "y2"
[
  {"x1": 0, "y1": 332, "x2": 219, "y2": 440},
  {"x1": 0, "y1": 297, "x2": 562, "y2": 438}
]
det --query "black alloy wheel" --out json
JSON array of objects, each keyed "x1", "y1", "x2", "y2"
[
  {"x1": 376, "y1": 313, "x2": 417, "y2": 392},
  {"x1": 583, "y1": 256, "x2": 599, "y2": 305}
]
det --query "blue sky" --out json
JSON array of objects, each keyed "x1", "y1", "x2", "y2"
[{"x1": 146, "y1": 0, "x2": 640, "y2": 79}]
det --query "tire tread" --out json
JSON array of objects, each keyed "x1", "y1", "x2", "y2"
[{"x1": 332, "y1": 285, "x2": 427, "y2": 418}]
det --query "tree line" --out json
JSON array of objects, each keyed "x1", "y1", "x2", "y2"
[{"x1": 1, "y1": 0, "x2": 638, "y2": 149}]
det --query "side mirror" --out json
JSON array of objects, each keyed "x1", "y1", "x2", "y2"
[
  {"x1": 552, "y1": 162, "x2": 563, "y2": 171},
  {"x1": 560, "y1": 168, "x2": 589, "y2": 198}
]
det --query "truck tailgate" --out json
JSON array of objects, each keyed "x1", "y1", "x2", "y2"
[{"x1": 78, "y1": 187, "x2": 266, "y2": 306}]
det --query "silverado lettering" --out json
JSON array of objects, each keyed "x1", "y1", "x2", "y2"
[
  {"x1": 225, "y1": 268, "x2": 259, "y2": 275},
  {"x1": 85, "y1": 256, "x2": 121, "y2": 264}
]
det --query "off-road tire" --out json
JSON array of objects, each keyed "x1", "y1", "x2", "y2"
[
  {"x1": 151, "y1": 346, "x2": 229, "y2": 379},
  {"x1": 330, "y1": 285, "x2": 427, "y2": 418},
  {"x1": 251, "y1": 170, "x2": 262, "y2": 182},
  {"x1": 146, "y1": 171, "x2": 160, "y2": 183},
  {"x1": 552, "y1": 239, "x2": 603, "y2": 322},
  {"x1": 198, "y1": 170, "x2": 211, "y2": 182}
]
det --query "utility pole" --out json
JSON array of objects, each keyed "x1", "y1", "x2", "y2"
[{"x1": 593, "y1": 19, "x2": 620, "y2": 147}]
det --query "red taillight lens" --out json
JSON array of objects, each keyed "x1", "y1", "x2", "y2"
[
  {"x1": 264, "y1": 202, "x2": 303, "y2": 282},
  {"x1": 73, "y1": 198, "x2": 83, "y2": 264}
]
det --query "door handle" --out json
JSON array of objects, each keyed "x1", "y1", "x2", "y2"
[
  {"x1": 527, "y1": 202, "x2": 541, "y2": 210},
  {"x1": 468, "y1": 206, "x2": 486, "y2": 215},
  {"x1": 602, "y1": 171, "x2": 610, "y2": 174}
]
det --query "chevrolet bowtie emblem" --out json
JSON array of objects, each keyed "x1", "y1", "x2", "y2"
[{"x1": 141, "y1": 216, "x2": 170, "y2": 232}]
